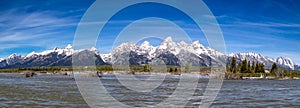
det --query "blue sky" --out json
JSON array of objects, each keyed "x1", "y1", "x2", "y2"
[{"x1": 0, "y1": 0, "x2": 299, "y2": 64}]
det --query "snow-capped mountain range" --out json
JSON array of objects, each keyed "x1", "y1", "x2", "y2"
[
  {"x1": 0, "y1": 37, "x2": 299, "y2": 70},
  {"x1": 107, "y1": 37, "x2": 224, "y2": 66},
  {"x1": 0, "y1": 44, "x2": 107, "y2": 68}
]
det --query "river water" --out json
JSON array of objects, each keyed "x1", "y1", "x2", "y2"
[{"x1": 0, "y1": 73, "x2": 299, "y2": 107}]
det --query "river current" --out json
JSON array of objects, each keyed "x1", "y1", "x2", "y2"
[{"x1": 0, "y1": 73, "x2": 299, "y2": 107}]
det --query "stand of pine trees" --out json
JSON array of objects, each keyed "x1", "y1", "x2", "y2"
[{"x1": 228, "y1": 57, "x2": 265, "y2": 73}]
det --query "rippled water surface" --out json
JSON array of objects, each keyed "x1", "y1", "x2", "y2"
[
  {"x1": 0, "y1": 73, "x2": 88, "y2": 107},
  {"x1": 212, "y1": 80, "x2": 300, "y2": 108},
  {"x1": 0, "y1": 73, "x2": 300, "y2": 107}
]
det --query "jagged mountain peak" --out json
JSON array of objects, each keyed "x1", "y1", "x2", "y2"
[
  {"x1": 25, "y1": 51, "x2": 37, "y2": 58},
  {"x1": 178, "y1": 41, "x2": 188, "y2": 46},
  {"x1": 8, "y1": 53, "x2": 21, "y2": 59},
  {"x1": 191, "y1": 40, "x2": 200, "y2": 45},
  {"x1": 139, "y1": 41, "x2": 155, "y2": 53},
  {"x1": 156, "y1": 37, "x2": 180, "y2": 55},
  {"x1": 229, "y1": 52, "x2": 263, "y2": 57},
  {"x1": 276, "y1": 56, "x2": 294, "y2": 70},
  {"x1": 25, "y1": 44, "x2": 76, "y2": 58},
  {"x1": 141, "y1": 41, "x2": 150, "y2": 46},
  {"x1": 53, "y1": 47, "x2": 60, "y2": 51},
  {"x1": 6, "y1": 53, "x2": 22, "y2": 65},
  {"x1": 88, "y1": 47, "x2": 101, "y2": 56},
  {"x1": 89, "y1": 47, "x2": 97, "y2": 51},
  {"x1": 191, "y1": 40, "x2": 206, "y2": 48},
  {"x1": 227, "y1": 52, "x2": 275, "y2": 64},
  {"x1": 277, "y1": 56, "x2": 293, "y2": 61},
  {"x1": 140, "y1": 41, "x2": 154, "y2": 49},
  {"x1": 160, "y1": 37, "x2": 176, "y2": 48},
  {"x1": 114, "y1": 42, "x2": 138, "y2": 52},
  {"x1": 65, "y1": 44, "x2": 72, "y2": 49},
  {"x1": 163, "y1": 36, "x2": 173, "y2": 43},
  {"x1": 230, "y1": 52, "x2": 266, "y2": 59}
]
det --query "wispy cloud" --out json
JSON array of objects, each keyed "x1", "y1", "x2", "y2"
[
  {"x1": 214, "y1": 12, "x2": 300, "y2": 61},
  {"x1": 234, "y1": 22, "x2": 300, "y2": 28},
  {"x1": 226, "y1": 43, "x2": 263, "y2": 49},
  {"x1": 0, "y1": 31, "x2": 60, "y2": 42},
  {"x1": 0, "y1": 7, "x2": 77, "y2": 49}
]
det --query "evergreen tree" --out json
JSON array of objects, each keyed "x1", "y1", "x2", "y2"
[
  {"x1": 251, "y1": 62, "x2": 255, "y2": 72},
  {"x1": 247, "y1": 61, "x2": 251, "y2": 73},
  {"x1": 255, "y1": 62, "x2": 259, "y2": 73},
  {"x1": 241, "y1": 59, "x2": 248, "y2": 73},
  {"x1": 230, "y1": 57, "x2": 237, "y2": 73},
  {"x1": 261, "y1": 63, "x2": 265, "y2": 73},
  {"x1": 271, "y1": 63, "x2": 278, "y2": 73},
  {"x1": 256, "y1": 63, "x2": 265, "y2": 73},
  {"x1": 237, "y1": 62, "x2": 242, "y2": 73}
]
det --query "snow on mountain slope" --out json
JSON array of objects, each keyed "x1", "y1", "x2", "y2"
[
  {"x1": 25, "y1": 44, "x2": 74, "y2": 59},
  {"x1": 106, "y1": 36, "x2": 223, "y2": 66},
  {"x1": 100, "y1": 53, "x2": 112, "y2": 63},
  {"x1": 228, "y1": 52, "x2": 275, "y2": 63},
  {"x1": 112, "y1": 42, "x2": 138, "y2": 54},
  {"x1": 190, "y1": 41, "x2": 208, "y2": 55},
  {"x1": 137, "y1": 41, "x2": 156, "y2": 58},
  {"x1": 152, "y1": 36, "x2": 222, "y2": 59},
  {"x1": 7, "y1": 53, "x2": 22, "y2": 65},
  {"x1": 156, "y1": 37, "x2": 180, "y2": 56},
  {"x1": 276, "y1": 57, "x2": 295, "y2": 70},
  {"x1": 0, "y1": 44, "x2": 106, "y2": 68},
  {"x1": 227, "y1": 52, "x2": 275, "y2": 68}
]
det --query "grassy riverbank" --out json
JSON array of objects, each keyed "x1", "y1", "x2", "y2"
[{"x1": 0, "y1": 65, "x2": 212, "y2": 75}]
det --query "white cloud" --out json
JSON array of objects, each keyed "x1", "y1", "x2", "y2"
[
  {"x1": 0, "y1": 8, "x2": 76, "y2": 50},
  {"x1": 235, "y1": 22, "x2": 300, "y2": 28}
]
